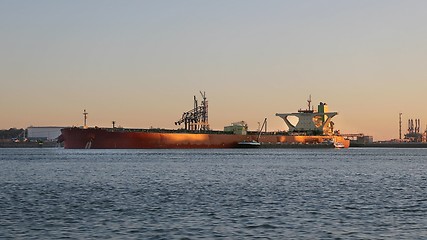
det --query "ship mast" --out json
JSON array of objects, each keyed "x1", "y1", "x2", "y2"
[
  {"x1": 83, "y1": 109, "x2": 88, "y2": 129},
  {"x1": 298, "y1": 95, "x2": 314, "y2": 113},
  {"x1": 399, "y1": 113, "x2": 402, "y2": 140},
  {"x1": 200, "y1": 91, "x2": 209, "y2": 131},
  {"x1": 257, "y1": 118, "x2": 267, "y2": 141}
]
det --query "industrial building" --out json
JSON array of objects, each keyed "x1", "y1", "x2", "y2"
[{"x1": 27, "y1": 126, "x2": 65, "y2": 141}]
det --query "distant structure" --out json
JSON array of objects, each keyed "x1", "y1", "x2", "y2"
[
  {"x1": 342, "y1": 133, "x2": 373, "y2": 145},
  {"x1": 27, "y1": 126, "x2": 65, "y2": 141},
  {"x1": 404, "y1": 118, "x2": 423, "y2": 142}
]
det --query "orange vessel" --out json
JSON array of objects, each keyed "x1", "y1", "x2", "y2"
[{"x1": 59, "y1": 93, "x2": 349, "y2": 149}]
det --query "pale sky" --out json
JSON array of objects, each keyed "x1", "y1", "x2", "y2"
[{"x1": 1, "y1": 0, "x2": 427, "y2": 140}]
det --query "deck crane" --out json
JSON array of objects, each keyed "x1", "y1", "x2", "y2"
[{"x1": 175, "y1": 91, "x2": 210, "y2": 131}]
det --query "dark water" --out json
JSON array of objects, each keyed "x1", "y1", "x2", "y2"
[{"x1": 0, "y1": 148, "x2": 426, "y2": 239}]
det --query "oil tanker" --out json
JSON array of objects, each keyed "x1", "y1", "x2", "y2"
[{"x1": 58, "y1": 92, "x2": 349, "y2": 149}]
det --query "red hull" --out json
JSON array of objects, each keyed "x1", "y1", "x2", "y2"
[{"x1": 60, "y1": 127, "x2": 350, "y2": 149}]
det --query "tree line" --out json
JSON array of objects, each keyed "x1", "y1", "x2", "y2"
[{"x1": 0, "y1": 128, "x2": 26, "y2": 140}]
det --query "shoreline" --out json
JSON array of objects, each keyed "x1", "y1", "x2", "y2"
[
  {"x1": 351, "y1": 142, "x2": 427, "y2": 148},
  {"x1": 0, "y1": 141, "x2": 62, "y2": 148}
]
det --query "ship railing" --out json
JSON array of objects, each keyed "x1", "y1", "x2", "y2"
[{"x1": 105, "y1": 127, "x2": 237, "y2": 135}]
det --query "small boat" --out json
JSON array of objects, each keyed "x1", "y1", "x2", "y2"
[
  {"x1": 333, "y1": 141, "x2": 345, "y2": 148},
  {"x1": 237, "y1": 118, "x2": 268, "y2": 148},
  {"x1": 321, "y1": 139, "x2": 345, "y2": 148},
  {"x1": 237, "y1": 140, "x2": 261, "y2": 148}
]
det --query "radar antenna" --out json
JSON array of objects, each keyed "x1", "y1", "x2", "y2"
[{"x1": 298, "y1": 95, "x2": 314, "y2": 113}]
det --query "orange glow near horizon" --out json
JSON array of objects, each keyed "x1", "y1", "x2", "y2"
[{"x1": 1, "y1": 1, "x2": 427, "y2": 141}]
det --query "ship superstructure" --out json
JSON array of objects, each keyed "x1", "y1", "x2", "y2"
[{"x1": 276, "y1": 96, "x2": 337, "y2": 135}]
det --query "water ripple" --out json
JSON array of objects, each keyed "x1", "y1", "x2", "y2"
[{"x1": 0, "y1": 148, "x2": 426, "y2": 239}]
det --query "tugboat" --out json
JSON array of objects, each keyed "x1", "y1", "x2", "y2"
[{"x1": 237, "y1": 118, "x2": 267, "y2": 148}]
